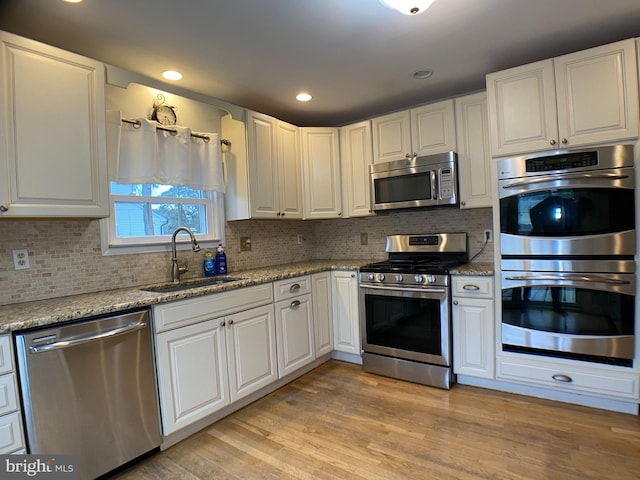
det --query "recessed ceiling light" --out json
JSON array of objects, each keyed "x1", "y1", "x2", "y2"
[
  {"x1": 64, "y1": 0, "x2": 84, "y2": 3},
  {"x1": 296, "y1": 92, "x2": 313, "y2": 102},
  {"x1": 162, "y1": 70, "x2": 183, "y2": 81},
  {"x1": 413, "y1": 69, "x2": 434, "y2": 80}
]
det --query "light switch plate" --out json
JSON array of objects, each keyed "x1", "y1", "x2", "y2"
[{"x1": 13, "y1": 249, "x2": 30, "y2": 270}]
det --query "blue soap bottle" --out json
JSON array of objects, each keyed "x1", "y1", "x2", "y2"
[{"x1": 215, "y1": 244, "x2": 227, "y2": 275}]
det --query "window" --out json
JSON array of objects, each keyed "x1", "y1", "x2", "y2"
[{"x1": 101, "y1": 181, "x2": 224, "y2": 255}]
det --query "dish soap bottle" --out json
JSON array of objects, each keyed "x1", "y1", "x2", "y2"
[
  {"x1": 203, "y1": 250, "x2": 216, "y2": 277},
  {"x1": 215, "y1": 244, "x2": 227, "y2": 275}
]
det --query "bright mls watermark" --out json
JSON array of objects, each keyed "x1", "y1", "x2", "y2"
[{"x1": 0, "y1": 455, "x2": 77, "y2": 479}]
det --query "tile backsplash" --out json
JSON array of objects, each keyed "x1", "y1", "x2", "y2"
[{"x1": 0, "y1": 207, "x2": 493, "y2": 305}]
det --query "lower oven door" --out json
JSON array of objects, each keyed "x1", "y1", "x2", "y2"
[
  {"x1": 360, "y1": 284, "x2": 450, "y2": 366},
  {"x1": 501, "y1": 269, "x2": 635, "y2": 365}
]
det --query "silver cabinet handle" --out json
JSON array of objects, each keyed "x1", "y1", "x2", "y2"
[
  {"x1": 289, "y1": 283, "x2": 301, "y2": 292},
  {"x1": 228, "y1": 319, "x2": 234, "y2": 325},
  {"x1": 552, "y1": 374, "x2": 573, "y2": 383},
  {"x1": 461, "y1": 201, "x2": 466, "y2": 206},
  {"x1": 0, "y1": 205, "x2": 8, "y2": 212},
  {"x1": 220, "y1": 321, "x2": 226, "y2": 327},
  {"x1": 29, "y1": 321, "x2": 146, "y2": 353},
  {"x1": 453, "y1": 300, "x2": 458, "y2": 305},
  {"x1": 561, "y1": 138, "x2": 568, "y2": 144},
  {"x1": 462, "y1": 284, "x2": 480, "y2": 291},
  {"x1": 549, "y1": 139, "x2": 557, "y2": 145},
  {"x1": 290, "y1": 300, "x2": 301, "y2": 308}
]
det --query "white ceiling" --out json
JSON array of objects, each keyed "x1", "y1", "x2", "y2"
[{"x1": 1, "y1": 0, "x2": 640, "y2": 126}]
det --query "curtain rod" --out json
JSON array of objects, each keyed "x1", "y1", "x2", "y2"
[{"x1": 121, "y1": 118, "x2": 231, "y2": 147}]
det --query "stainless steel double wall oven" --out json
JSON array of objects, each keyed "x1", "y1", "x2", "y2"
[{"x1": 498, "y1": 144, "x2": 636, "y2": 366}]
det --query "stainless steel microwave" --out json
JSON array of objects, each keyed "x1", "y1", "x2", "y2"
[{"x1": 370, "y1": 152, "x2": 459, "y2": 212}]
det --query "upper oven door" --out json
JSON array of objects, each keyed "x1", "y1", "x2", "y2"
[
  {"x1": 498, "y1": 165, "x2": 635, "y2": 256},
  {"x1": 359, "y1": 284, "x2": 450, "y2": 366}
]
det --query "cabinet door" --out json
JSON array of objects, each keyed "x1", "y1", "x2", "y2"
[
  {"x1": 455, "y1": 92, "x2": 492, "y2": 209},
  {"x1": 340, "y1": 121, "x2": 374, "y2": 218},
  {"x1": 555, "y1": 38, "x2": 639, "y2": 147},
  {"x1": 486, "y1": 59, "x2": 558, "y2": 156},
  {"x1": 275, "y1": 294, "x2": 315, "y2": 378},
  {"x1": 410, "y1": 100, "x2": 456, "y2": 156},
  {"x1": 0, "y1": 31, "x2": 108, "y2": 217},
  {"x1": 155, "y1": 319, "x2": 230, "y2": 435},
  {"x1": 226, "y1": 304, "x2": 278, "y2": 402},
  {"x1": 247, "y1": 111, "x2": 279, "y2": 218},
  {"x1": 276, "y1": 120, "x2": 303, "y2": 218},
  {"x1": 331, "y1": 271, "x2": 361, "y2": 356},
  {"x1": 312, "y1": 272, "x2": 333, "y2": 357},
  {"x1": 371, "y1": 110, "x2": 412, "y2": 164},
  {"x1": 452, "y1": 297, "x2": 495, "y2": 379},
  {"x1": 301, "y1": 127, "x2": 342, "y2": 219},
  {"x1": 0, "y1": 411, "x2": 24, "y2": 454}
]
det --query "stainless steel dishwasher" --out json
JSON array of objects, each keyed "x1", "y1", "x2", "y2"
[{"x1": 15, "y1": 309, "x2": 161, "y2": 480}]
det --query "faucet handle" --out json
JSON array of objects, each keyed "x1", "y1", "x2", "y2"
[{"x1": 179, "y1": 260, "x2": 189, "y2": 274}]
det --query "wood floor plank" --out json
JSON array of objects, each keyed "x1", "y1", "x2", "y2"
[{"x1": 113, "y1": 360, "x2": 640, "y2": 480}]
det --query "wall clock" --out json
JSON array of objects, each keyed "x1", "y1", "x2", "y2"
[{"x1": 151, "y1": 94, "x2": 177, "y2": 125}]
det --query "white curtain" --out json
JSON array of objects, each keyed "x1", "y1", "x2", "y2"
[{"x1": 106, "y1": 110, "x2": 225, "y2": 193}]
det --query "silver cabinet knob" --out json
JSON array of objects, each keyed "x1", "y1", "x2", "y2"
[
  {"x1": 228, "y1": 319, "x2": 234, "y2": 325},
  {"x1": 549, "y1": 139, "x2": 557, "y2": 145},
  {"x1": 561, "y1": 138, "x2": 568, "y2": 144},
  {"x1": 0, "y1": 205, "x2": 7, "y2": 213},
  {"x1": 405, "y1": 153, "x2": 411, "y2": 159},
  {"x1": 220, "y1": 321, "x2": 226, "y2": 327},
  {"x1": 453, "y1": 300, "x2": 458, "y2": 305},
  {"x1": 460, "y1": 201, "x2": 466, "y2": 206}
]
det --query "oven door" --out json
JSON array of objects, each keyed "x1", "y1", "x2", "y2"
[
  {"x1": 499, "y1": 166, "x2": 635, "y2": 256},
  {"x1": 501, "y1": 266, "x2": 635, "y2": 365},
  {"x1": 360, "y1": 284, "x2": 450, "y2": 366}
]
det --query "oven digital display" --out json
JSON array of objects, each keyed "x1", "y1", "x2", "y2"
[
  {"x1": 409, "y1": 235, "x2": 439, "y2": 246},
  {"x1": 525, "y1": 151, "x2": 598, "y2": 172}
]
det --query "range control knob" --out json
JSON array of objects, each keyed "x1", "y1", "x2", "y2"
[
  {"x1": 427, "y1": 275, "x2": 436, "y2": 284},
  {"x1": 414, "y1": 274, "x2": 424, "y2": 283},
  {"x1": 367, "y1": 274, "x2": 375, "y2": 281},
  {"x1": 394, "y1": 274, "x2": 404, "y2": 282},
  {"x1": 376, "y1": 273, "x2": 385, "y2": 282}
]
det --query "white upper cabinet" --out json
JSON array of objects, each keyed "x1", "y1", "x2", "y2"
[
  {"x1": 487, "y1": 39, "x2": 639, "y2": 156},
  {"x1": 300, "y1": 127, "x2": 342, "y2": 219},
  {"x1": 245, "y1": 111, "x2": 302, "y2": 219},
  {"x1": 372, "y1": 99, "x2": 456, "y2": 164},
  {"x1": 340, "y1": 120, "x2": 374, "y2": 218},
  {"x1": 454, "y1": 92, "x2": 492, "y2": 209},
  {"x1": 0, "y1": 30, "x2": 108, "y2": 217}
]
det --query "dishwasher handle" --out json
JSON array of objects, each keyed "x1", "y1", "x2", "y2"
[{"x1": 29, "y1": 320, "x2": 147, "y2": 354}]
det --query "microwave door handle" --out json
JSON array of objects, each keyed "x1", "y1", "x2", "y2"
[
  {"x1": 501, "y1": 172, "x2": 630, "y2": 190},
  {"x1": 430, "y1": 170, "x2": 438, "y2": 200},
  {"x1": 504, "y1": 274, "x2": 630, "y2": 285}
]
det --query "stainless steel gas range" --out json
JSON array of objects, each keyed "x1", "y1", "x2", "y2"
[{"x1": 359, "y1": 233, "x2": 468, "y2": 389}]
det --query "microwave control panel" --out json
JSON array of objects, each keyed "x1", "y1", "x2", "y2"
[{"x1": 439, "y1": 168, "x2": 454, "y2": 199}]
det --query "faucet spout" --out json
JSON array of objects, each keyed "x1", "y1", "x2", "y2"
[{"x1": 171, "y1": 227, "x2": 201, "y2": 283}]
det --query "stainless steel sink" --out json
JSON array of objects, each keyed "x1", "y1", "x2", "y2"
[{"x1": 142, "y1": 277, "x2": 245, "y2": 293}]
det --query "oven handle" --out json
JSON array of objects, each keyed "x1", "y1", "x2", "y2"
[
  {"x1": 360, "y1": 284, "x2": 447, "y2": 294},
  {"x1": 504, "y1": 274, "x2": 630, "y2": 285},
  {"x1": 501, "y1": 172, "x2": 629, "y2": 190}
]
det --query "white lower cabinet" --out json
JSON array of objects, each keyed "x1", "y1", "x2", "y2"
[
  {"x1": 311, "y1": 272, "x2": 333, "y2": 357},
  {"x1": 452, "y1": 276, "x2": 495, "y2": 379},
  {"x1": 274, "y1": 294, "x2": 315, "y2": 378},
  {"x1": 0, "y1": 336, "x2": 24, "y2": 454},
  {"x1": 153, "y1": 285, "x2": 276, "y2": 436},
  {"x1": 331, "y1": 270, "x2": 361, "y2": 357}
]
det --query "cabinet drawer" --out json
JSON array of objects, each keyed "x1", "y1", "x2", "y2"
[
  {"x1": 0, "y1": 411, "x2": 24, "y2": 454},
  {"x1": 498, "y1": 357, "x2": 639, "y2": 400},
  {"x1": 154, "y1": 283, "x2": 273, "y2": 333},
  {"x1": 0, "y1": 375, "x2": 18, "y2": 416},
  {"x1": 452, "y1": 276, "x2": 493, "y2": 298},
  {"x1": 273, "y1": 275, "x2": 312, "y2": 302},
  {"x1": 0, "y1": 337, "x2": 13, "y2": 375}
]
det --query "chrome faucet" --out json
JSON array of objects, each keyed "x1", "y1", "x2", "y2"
[{"x1": 171, "y1": 227, "x2": 201, "y2": 283}]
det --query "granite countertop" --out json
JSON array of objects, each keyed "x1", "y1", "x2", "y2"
[
  {"x1": 0, "y1": 260, "x2": 369, "y2": 334},
  {"x1": 0, "y1": 259, "x2": 494, "y2": 334}
]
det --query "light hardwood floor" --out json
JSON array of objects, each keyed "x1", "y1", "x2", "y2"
[{"x1": 114, "y1": 360, "x2": 640, "y2": 479}]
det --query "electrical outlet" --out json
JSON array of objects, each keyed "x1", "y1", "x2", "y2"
[
  {"x1": 297, "y1": 234, "x2": 303, "y2": 245},
  {"x1": 360, "y1": 232, "x2": 368, "y2": 245},
  {"x1": 13, "y1": 249, "x2": 30, "y2": 270},
  {"x1": 483, "y1": 229, "x2": 493, "y2": 243},
  {"x1": 240, "y1": 237, "x2": 252, "y2": 251}
]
